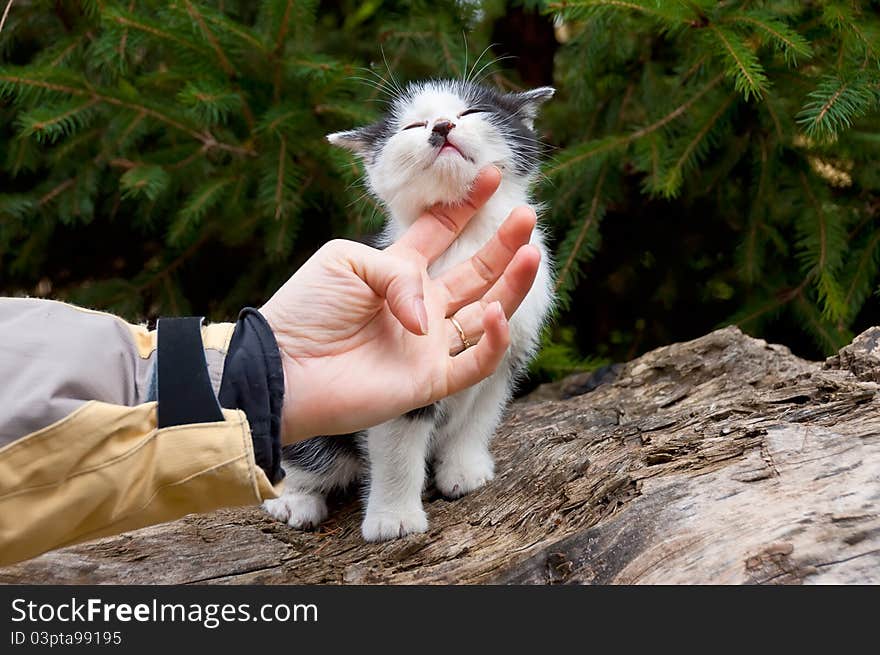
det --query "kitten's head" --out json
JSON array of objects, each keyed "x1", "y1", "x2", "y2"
[{"x1": 327, "y1": 79, "x2": 554, "y2": 220}]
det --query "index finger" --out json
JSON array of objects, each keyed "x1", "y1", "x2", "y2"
[{"x1": 389, "y1": 166, "x2": 502, "y2": 264}]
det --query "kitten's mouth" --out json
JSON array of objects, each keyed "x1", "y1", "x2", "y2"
[{"x1": 433, "y1": 137, "x2": 472, "y2": 163}]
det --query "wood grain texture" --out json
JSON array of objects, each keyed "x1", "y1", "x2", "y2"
[{"x1": 2, "y1": 326, "x2": 878, "y2": 584}]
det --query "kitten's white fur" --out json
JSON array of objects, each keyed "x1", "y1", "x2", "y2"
[{"x1": 264, "y1": 80, "x2": 555, "y2": 541}]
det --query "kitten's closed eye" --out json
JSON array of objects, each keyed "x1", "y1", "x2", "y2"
[
  {"x1": 458, "y1": 108, "x2": 485, "y2": 117},
  {"x1": 402, "y1": 121, "x2": 427, "y2": 130}
]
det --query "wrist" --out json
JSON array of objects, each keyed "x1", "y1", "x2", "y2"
[
  {"x1": 277, "y1": 351, "x2": 313, "y2": 444},
  {"x1": 258, "y1": 306, "x2": 313, "y2": 445}
]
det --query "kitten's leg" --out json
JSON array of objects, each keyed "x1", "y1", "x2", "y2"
[
  {"x1": 263, "y1": 436, "x2": 362, "y2": 529},
  {"x1": 433, "y1": 370, "x2": 511, "y2": 499},
  {"x1": 361, "y1": 411, "x2": 435, "y2": 541}
]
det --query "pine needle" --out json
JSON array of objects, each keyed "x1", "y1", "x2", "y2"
[{"x1": 0, "y1": 1, "x2": 13, "y2": 35}]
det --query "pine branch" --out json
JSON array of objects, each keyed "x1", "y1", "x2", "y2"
[
  {"x1": 727, "y1": 11, "x2": 813, "y2": 65},
  {"x1": 117, "y1": 0, "x2": 134, "y2": 60},
  {"x1": 178, "y1": 80, "x2": 242, "y2": 125},
  {"x1": 38, "y1": 178, "x2": 75, "y2": 207},
  {"x1": 797, "y1": 171, "x2": 848, "y2": 322},
  {"x1": 107, "y1": 10, "x2": 211, "y2": 58},
  {"x1": 706, "y1": 25, "x2": 769, "y2": 100},
  {"x1": 733, "y1": 277, "x2": 810, "y2": 330},
  {"x1": 738, "y1": 138, "x2": 770, "y2": 284},
  {"x1": 170, "y1": 177, "x2": 236, "y2": 246},
  {"x1": 762, "y1": 93, "x2": 784, "y2": 140},
  {"x1": 125, "y1": 230, "x2": 215, "y2": 302},
  {"x1": 796, "y1": 75, "x2": 879, "y2": 141},
  {"x1": 16, "y1": 98, "x2": 99, "y2": 144},
  {"x1": 0, "y1": 0, "x2": 12, "y2": 35},
  {"x1": 183, "y1": 1, "x2": 235, "y2": 76},
  {"x1": 841, "y1": 230, "x2": 880, "y2": 322},
  {"x1": 274, "y1": 136, "x2": 287, "y2": 220},
  {"x1": 201, "y1": 10, "x2": 267, "y2": 53},
  {"x1": 554, "y1": 166, "x2": 608, "y2": 300},
  {"x1": 822, "y1": 2, "x2": 880, "y2": 64},
  {"x1": 120, "y1": 164, "x2": 170, "y2": 202},
  {"x1": 274, "y1": 0, "x2": 293, "y2": 54},
  {"x1": 0, "y1": 71, "x2": 255, "y2": 156},
  {"x1": 271, "y1": 0, "x2": 294, "y2": 101},
  {"x1": 181, "y1": 1, "x2": 256, "y2": 130},
  {"x1": 530, "y1": 327, "x2": 608, "y2": 378},
  {"x1": 257, "y1": 136, "x2": 302, "y2": 225},
  {"x1": 49, "y1": 35, "x2": 86, "y2": 68},
  {"x1": 793, "y1": 292, "x2": 850, "y2": 353},
  {"x1": 657, "y1": 91, "x2": 736, "y2": 197},
  {"x1": 546, "y1": 72, "x2": 725, "y2": 177},
  {"x1": 0, "y1": 193, "x2": 33, "y2": 219},
  {"x1": 548, "y1": 0, "x2": 694, "y2": 26}
]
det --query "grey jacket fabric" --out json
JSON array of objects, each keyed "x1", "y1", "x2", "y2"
[{"x1": 0, "y1": 298, "x2": 226, "y2": 447}]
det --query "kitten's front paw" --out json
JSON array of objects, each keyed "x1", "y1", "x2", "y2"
[
  {"x1": 263, "y1": 492, "x2": 328, "y2": 530},
  {"x1": 361, "y1": 507, "x2": 428, "y2": 542},
  {"x1": 435, "y1": 453, "x2": 495, "y2": 499}
]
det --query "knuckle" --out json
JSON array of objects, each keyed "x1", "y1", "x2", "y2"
[
  {"x1": 471, "y1": 253, "x2": 496, "y2": 283},
  {"x1": 429, "y1": 207, "x2": 460, "y2": 234},
  {"x1": 321, "y1": 238, "x2": 349, "y2": 255}
]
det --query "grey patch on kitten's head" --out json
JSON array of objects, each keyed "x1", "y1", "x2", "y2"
[
  {"x1": 326, "y1": 79, "x2": 554, "y2": 207},
  {"x1": 472, "y1": 85, "x2": 555, "y2": 130},
  {"x1": 325, "y1": 118, "x2": 393, "y2": 164}
]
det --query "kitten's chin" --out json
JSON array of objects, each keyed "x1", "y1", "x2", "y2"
[
  {"x1": 424, "y1": 158, "x2": 480, "y2": 205},
  {"x1": 371, "y1": 159, "x2": 481, "y2": 223}
]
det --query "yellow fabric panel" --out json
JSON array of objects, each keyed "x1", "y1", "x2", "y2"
[
  {"x1": 202, "y1": 321, "x2": 236, "y2": 353},
  {"x1": 124, "y1": 320, "x2": 235, "y2": 359},
  {"x1": 127, "y1": 322, "x2": 157, "y2": 359},
  {"x1": 0, "y1": 401, "x2": 278, "y2": 566},
  {"x1": 123, "y1": 321, "x2": 235, "y2": 359}
]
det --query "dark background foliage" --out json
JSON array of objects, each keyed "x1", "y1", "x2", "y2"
[{"x1": 1, "y1": 0, "x2": 879, "y2": 394}]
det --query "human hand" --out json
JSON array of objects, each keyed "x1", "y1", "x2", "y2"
[{"x1": 260, "y1": 167, "x2": 541, "y2": 443}]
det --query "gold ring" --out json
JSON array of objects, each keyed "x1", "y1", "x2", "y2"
[{"x1": 449, "y1": 316, "x2": 472, "y2": 351}]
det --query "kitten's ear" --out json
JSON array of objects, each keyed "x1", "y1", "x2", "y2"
[
  {"x1": 326, "y1": 128, "x2": 370, "y2": 154},
  {"x1": 508, "y1": 86, "x2": 555, "y2": 130}
]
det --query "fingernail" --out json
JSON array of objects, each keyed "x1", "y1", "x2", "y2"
[
  {"x1": 491, "y1": 165, "x2": 502, "y2": 178},
  {"x1": 414, "y1": 298, "x2": 429, "y2": 335}
]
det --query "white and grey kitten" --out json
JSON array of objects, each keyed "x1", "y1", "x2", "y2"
[{"x1": 264, "y1": 78, "x2": 555, "y2": 541}]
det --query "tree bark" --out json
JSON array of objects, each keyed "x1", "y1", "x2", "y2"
[{"x1": 2, "y1": 326, "x2": 878, "y2": 584}]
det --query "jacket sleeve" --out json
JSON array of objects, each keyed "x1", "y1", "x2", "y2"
[{"x1": 0, "y1": 298, "x2": 281, "y2": 566}]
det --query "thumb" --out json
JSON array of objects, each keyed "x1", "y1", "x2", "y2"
[{"x1": 350, "y1": 246, "x2": 429, "y2": 336}]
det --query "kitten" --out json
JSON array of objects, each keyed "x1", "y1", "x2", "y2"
[{"x1": 263, "y1": 79, "x2": 555, "y2": 541}]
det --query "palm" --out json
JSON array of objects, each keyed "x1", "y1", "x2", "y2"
[{"x1": 266, "y1": 251, "x2": 465, "y2": 433}]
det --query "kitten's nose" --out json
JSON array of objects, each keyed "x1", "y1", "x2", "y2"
[{"x1": 432, "y1": 119, "x2": 455, "y2": 137}]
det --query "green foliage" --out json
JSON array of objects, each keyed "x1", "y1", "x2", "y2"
[
  {"x1": 797, "y1": 73, "x2": 880, "y2": 141},
  {"x1": 1, "y1": 0, "x2": 879, "y2": 382},
  {"x1": 120, "y1": 165, "x2": 170, "y2": 202},
  {"x1": 530, "y1": 326, "x2": 608, "y2": 381},
  {"x1": 545, "y1": 0, "x2": 880, "y2": 357},
  {"x1": 0, "y1": 0, "x2": 485, "y2": 320}
]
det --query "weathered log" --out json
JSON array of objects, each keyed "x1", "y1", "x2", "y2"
[{"x1": 2, "y1": 326, "x2": 878, "y2": 584}]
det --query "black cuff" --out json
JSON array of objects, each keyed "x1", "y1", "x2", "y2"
[
  {"x1": 219, "y1": 308, "x2": 286, "y2": 485},
  {"x1": 157, "y1": 317, "x2": 224, "y2": 429}
]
